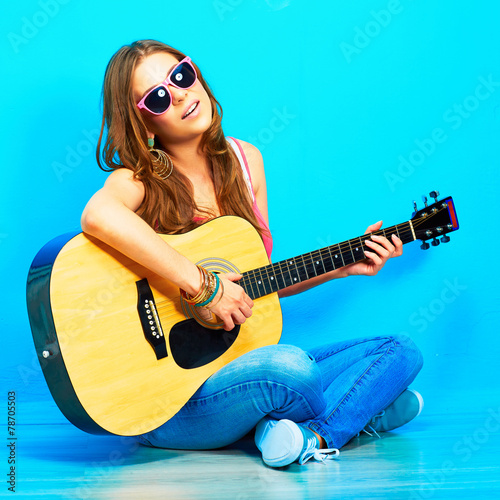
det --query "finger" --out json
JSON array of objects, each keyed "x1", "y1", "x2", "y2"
[
  {"x1": 364, "y1": 220, "x2": 383, "y2": 234},
  {"x1": 370, "y1": 233, "x2": 394, "y2": 247},
  {"x1": 223, "y1": 315, "x2": 235, "y2": 331},
  {"x1": 391, "y1": 234, "x2": 403, "y2": 255},
  {"x1": 232, "y1": 311, "x2": 247, "y2": 325},
  {"x1": 241, "y1": 304, "x2": 253, "y2": 318},
  {"x1": 224, "y1": 273, "x2": 243, "y2": 283},
  {"x1": 370, "y1": 234, "x2": 395, "y2": 253},
  {"x1": 364, "y1": 250, "x2": 383, "y2": 266},
  {"x1": 365, "y1": 238, "x2": 391, "y2": 258}
]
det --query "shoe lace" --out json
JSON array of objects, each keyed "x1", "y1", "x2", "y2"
[
  {"x1": 360, "y1": 410, "x2": 386, "y2": 439},
  {"x1": 298, "y1": 435, "x2": 339, "y2": 465},
  {"x1": 361, "y1": 424, "x2": 381, "y2": 439}
]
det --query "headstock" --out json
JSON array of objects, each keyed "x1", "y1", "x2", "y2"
[{"x1": 410, "y1": 191, "x2": 459, "y2": 250}]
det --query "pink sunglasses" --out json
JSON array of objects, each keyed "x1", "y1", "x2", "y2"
[{"x1": 136, "y1": 56, "x2": 197, "y2": 115}]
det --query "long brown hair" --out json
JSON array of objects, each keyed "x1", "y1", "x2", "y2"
[{"x1": 97, "y1": 39, "x2": 266, "y2": 237}]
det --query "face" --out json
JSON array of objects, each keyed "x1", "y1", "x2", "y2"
[{"x1": 132, "y1": 52, "x2": 213, "y2": 145}]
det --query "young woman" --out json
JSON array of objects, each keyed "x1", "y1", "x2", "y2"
[{"x1": 81, "y1": 40, "x2": 424, "y2": 468}]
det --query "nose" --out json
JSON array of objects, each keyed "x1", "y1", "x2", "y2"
[{"x1": 169, "y1": 85, "x2": 188, "y2": 105}]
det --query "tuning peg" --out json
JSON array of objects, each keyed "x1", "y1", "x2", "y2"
[
  {"x1": 420, "y1": 242, "x2": 430, "y2": 250},
  {"x1": 441, "y1": 235, "x2": 450, "y2": 243},
  {"x1": 431, "y1": 238, "x2": 440, "y2": 247},
  {"x1": 429, "y1": 190, "x2": 440, "y2": 203},
  {"x1": 422, "y1": 195, "x2": 428, "y2": 207},
  {"x1": 413, "y1": 200, "x2": 418, "y2": 212}
]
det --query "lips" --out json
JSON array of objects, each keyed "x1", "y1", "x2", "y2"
[{"x1": 182, "y1": 100, "x2": 199, "y2": 119}]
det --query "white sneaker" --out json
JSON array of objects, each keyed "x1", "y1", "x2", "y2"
[{"x1": 255, "y1": 418, "x2": 339, "y2": 467}]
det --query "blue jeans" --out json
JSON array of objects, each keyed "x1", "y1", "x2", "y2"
[{"x1": 138, "y1": 335, "x2": 423, "y2": 450}]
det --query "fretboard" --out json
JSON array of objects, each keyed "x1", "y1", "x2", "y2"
[{"x1": 239, "y1": 221, "x2": 415, "y2": 300}]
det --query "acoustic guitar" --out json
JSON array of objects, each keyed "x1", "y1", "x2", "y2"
[{"x1": 26, "y1": 192, "x2": 459, "y2": 436}]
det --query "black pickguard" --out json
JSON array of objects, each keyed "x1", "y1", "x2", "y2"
[{"x1": 169, "y1": 319, "x2": 240, "y2": 369}]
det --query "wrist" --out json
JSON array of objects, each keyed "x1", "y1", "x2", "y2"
[
  {"x1": 329, "y1": 268, "x2": 350, "y2": 280},
  {"x1": 180, "y1": 266, "x2": 221, "y2": 308},
  {"x1": 183, "y1": 266, "x2": 204, "y2": 296}
]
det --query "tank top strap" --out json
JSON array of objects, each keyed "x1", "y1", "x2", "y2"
[
  {"x1": 226, "y1": 136, "x2": 255, "y2": 203},
  {"x1": 226, "y1": 136, "x2": 273, "y2": 259}
]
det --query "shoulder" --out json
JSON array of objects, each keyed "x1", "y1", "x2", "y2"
[
  {"x1": 235, "y1": 139, "x2": 263, "y2": 166},
  {"x1": 103, "y1": 168, "x2": 146, "y2": 211},
  {"x1": 230, "y1": 139, "x2": 266, "y2": 193},
  {"x1": 105, "y1": 167, "x2": 144, "y2": 189}
]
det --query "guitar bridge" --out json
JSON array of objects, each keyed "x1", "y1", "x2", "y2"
[{"x1": 136, "y1": 279, "x2": 168, "y2": 360}]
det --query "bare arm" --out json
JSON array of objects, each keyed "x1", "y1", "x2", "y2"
[
  {"x1": 81, "y1": 168, "x2": 253, "y2": 330},
  {"x1": 81, "y1": 168, "x2": 201, "y2": 294}
]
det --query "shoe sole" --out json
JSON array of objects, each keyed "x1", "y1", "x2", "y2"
[{"x1": 408, "y1": 389, "x2": 424, "y2": 417}]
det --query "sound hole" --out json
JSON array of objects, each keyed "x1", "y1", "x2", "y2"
[{"x1": 169, "y1": 319, "x2": 239, "y2": 369}]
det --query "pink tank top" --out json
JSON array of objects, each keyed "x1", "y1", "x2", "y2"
[{"x1": 226, "y1": 137, "x2": 273, "y2": 259}]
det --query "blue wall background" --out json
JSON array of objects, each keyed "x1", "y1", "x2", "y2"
[{"x1": 2, "y1": 0, "x2": 499, "y2": 421}]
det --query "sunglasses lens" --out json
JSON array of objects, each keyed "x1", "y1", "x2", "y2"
[
  {"x1": 144, "y1": 86, "x2": 171, "y2": 114},
  {"x1": 171, "y1": 61, "x2": 197, "y2": 89}
]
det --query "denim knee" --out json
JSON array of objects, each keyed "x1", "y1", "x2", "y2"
[
  {"x1": 249, "y1": 344, "x2": 323, "y2": 396},
  {"x1": 391, "y1": 334, "x2": 424, "y2": 381}
]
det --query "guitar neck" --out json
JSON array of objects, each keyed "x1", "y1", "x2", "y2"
[{"x1": 240, "y1": 221, "x2": 416, "y2": 300}]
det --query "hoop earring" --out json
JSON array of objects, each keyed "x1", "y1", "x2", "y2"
[{"x1": 148, "y1": 138, "x2": 173, "y2": 180}]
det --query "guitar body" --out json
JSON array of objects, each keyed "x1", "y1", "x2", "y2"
[
  {"x1": 27, "y1": 193, "x2": 459, "y2": 437},
  {"x1": 27, "y1": 216, "x2": 282, "y2": 436}
]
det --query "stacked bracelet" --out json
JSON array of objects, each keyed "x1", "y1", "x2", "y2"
[
  {"x1": 180, "y1": 265, "x2": 224, "y2": 309},
  {"x1": 197, "y1": 274, "x2": 220, "y2": 307},
  {"x1": 205, "y1": 279, "x2": 224, "y2": 309}
]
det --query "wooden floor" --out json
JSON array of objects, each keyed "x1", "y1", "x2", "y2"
[{"x1": 11, "y1": 398, "x2": 500, "y2": 499}]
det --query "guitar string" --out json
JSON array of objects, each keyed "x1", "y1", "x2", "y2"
[
  {"x1": 243, "y1": 223, "x2": 415, "y2": 286},
  {"x1": 242, "y1": 213, "x2": 445, "y2": 292},
  {"x1": 241, "y1": 229, "x2": 415, "y2": 295},
  {"x1": 153, "y1": 207, "x2": 450, "y2": 306},
  {"x1": 254, "y1": 206, "x2": 447, "y2": 276},
  {"x1": 241, "y1": 207, "x2": 450, "y2": 294}
]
